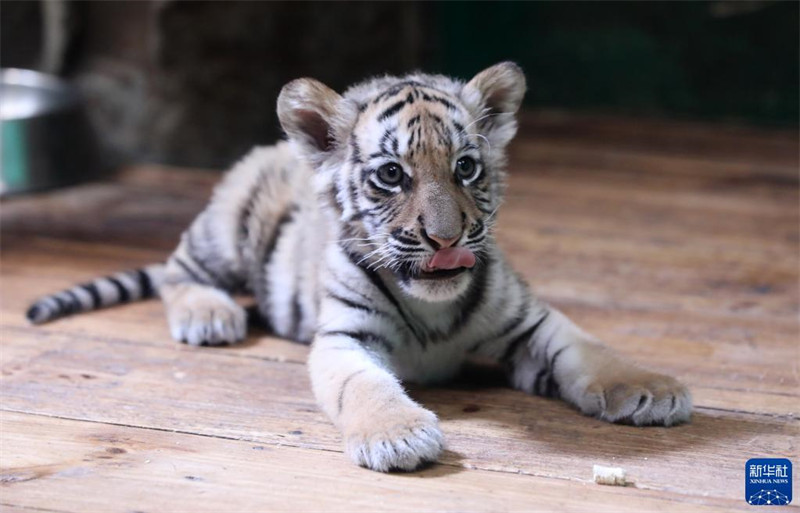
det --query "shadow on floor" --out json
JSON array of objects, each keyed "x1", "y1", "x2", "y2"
[{"x1": 409, "y1": 362, "x2": 787, "y2": 462}]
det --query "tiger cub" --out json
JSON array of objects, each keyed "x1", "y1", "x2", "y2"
[{"x1": 27, "y1": 62, "x2": 691, "y2": 472}]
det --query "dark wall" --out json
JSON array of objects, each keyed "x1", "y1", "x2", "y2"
[
  {"x1": 434, "y1": 1, "x2": 798, "y2": 126},
  {"x1": 2, "y1": 1, "x2": 796, "y2": 168}
]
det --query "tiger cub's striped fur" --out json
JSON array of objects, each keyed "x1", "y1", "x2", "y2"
[{"x1": 27, "y1": 62, "x2": 692, "y2": 472}]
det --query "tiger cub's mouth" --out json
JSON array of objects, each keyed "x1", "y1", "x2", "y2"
[
  {"x1": 422, "y1": 247, "x2": 476, "y2": 272},
  {"x1": 414, "y1": 267, "x2": 469, "y2": 280},
  {"x1": 402, "y1": 247, "x2": 476, "y2": 281}
]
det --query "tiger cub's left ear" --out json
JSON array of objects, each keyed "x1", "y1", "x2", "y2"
[
  {"x1": 277, "y1": 78, "x2": 355, "y2": 165},
  {"x1": 460, "y1": 62, "x2": 527, "y2": 147}
]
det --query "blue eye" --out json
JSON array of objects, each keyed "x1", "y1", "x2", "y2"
[
  {"x1": 455, "y1": 157, "x2": 478, "y2": 181},
  {"x1": 376, "y1": 163, "x2": 404, "y2": 187}
]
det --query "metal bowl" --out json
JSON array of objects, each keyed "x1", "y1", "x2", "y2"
[{"x1": 1, "y1": 68, "x2": 101, "y2": 196}]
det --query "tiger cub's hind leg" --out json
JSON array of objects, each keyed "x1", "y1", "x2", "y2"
[
  {"x1": 158, "y1": 144, "x2": 304, "y2": 346},
  {"x1": 160, "y1": 211, "x2": 249, "y2": 346}
]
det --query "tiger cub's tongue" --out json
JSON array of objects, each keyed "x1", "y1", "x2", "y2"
[{"x1": 427, "y1": 247, "x2": 476, "y2": 270}]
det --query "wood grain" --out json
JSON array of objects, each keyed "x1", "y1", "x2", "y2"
[
  {"x1": 1, "y1": 113, "x2": 797, "y2": 512},
  {"x1": 2, "y1": 411, "x2": 752, "y2": 513},
  {"x1": 2, "y1": 327, "x2": 798, "y2": 502}
]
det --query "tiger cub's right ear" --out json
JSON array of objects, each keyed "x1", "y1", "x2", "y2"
[
  {"x1": 460, "y1": 62, "x2": 527, "y2": 148},
  {"x1": 277, "y1": 78, "x2": 354, "y2": 165}
]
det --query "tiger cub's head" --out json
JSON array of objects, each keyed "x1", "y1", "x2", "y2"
[{"x1": 278, "y1": 62, "x2": 526, "y2": 302}]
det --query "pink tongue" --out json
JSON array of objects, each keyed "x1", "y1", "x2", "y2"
[{"x1": 428, "y1": 247, "x2": 476, "y2": 270}]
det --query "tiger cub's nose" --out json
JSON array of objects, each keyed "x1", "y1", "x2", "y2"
[{"x1": 422, "y1": 229, "x2": 462, "y2": 250}]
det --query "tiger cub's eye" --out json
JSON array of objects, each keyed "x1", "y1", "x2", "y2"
[
  {"x1": 455, "y1": 157, "x2": 478, "y2": 181},
  {"x1": 376, "y1": 163, "x2": 404, "y2": 187}
]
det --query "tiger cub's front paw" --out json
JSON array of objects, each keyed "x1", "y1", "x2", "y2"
[
  {"x1": 576, "y1": 370, "x2": 692, "y2": 427},
  {"x1": 344, "y1": 406, "x2": 444, "y2": 472}
]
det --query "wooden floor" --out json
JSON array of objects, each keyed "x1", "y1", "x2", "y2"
[{"x1": 1, "y1": 113, "x2": 798, "y2": 512}]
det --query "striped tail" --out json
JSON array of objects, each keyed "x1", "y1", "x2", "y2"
[{"x1": 26, "y1": 264, "x2": 166, "y2": 325}]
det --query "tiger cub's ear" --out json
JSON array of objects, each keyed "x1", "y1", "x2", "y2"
[
  {"x1": 460, "y1": 62, "x2": 527, "y2": 147},
  {"x1": 277, "y1": 78, "x2": 355, "y2": 165}
]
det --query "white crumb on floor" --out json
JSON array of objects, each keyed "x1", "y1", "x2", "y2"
[{"x1": 593, "y1": 464, "x2": 627, "y2": 486}]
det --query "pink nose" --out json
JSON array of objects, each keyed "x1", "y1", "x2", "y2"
[{"x1": 427, "y1": 233, "x2": 460, "y2": 249}]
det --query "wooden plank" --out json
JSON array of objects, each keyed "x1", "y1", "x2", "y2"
[
  {"x1": 1, "y1": 411, "x2": 751, "y2": 513},
  {"x1": 1, "y1": 316, "x2": 796, "y2": 418},
  {"x1": 2, "y1": 331, "x2": 797, "y2": 503},
  {"x1": 519, "y1": 111, "x2": 800, "y2": 169}
]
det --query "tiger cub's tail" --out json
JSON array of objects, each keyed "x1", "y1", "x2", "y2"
[{"x1": 26, "y1": 264, "x2": 166, "y2": 325}]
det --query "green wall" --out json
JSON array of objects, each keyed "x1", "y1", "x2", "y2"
[{"x1": 434, "y1": 1, "x2": 798, "y2": 127}]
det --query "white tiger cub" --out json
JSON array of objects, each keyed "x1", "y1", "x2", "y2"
[{"x1": 27, "y1": 62, "x2": 692, "y2": 472}]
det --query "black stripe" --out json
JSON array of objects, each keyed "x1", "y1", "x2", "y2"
[
  {"x1": 501, "y1": 324, "x2": 536, "y2": 364},
  {"x1": 326, "y1": 290, "x2": 381, "y2": 316},
  {"x1": 257, "y1": 205, "x2": 299, "y2": 336},
  {"x1": 137, "y1": 269, "x2": 154, "y2": 298},
  {"x1": 26, "y1": 304, "x2": 44, "y2": 323},
  {"x1": 80, "y1": 283, "x2": 102, "y2": 308},
  {"x1": 378, "y1": 128, "x2": 394, "y2": 154},
  {"x1": 501, "y1": 311, "x2": 550, "y2": 363},
  {"x1": 371, "y1": 80, "x2": 422, "y2": 104},
  {"x1": 324, "y1": 287, "x2": 405, "y2": 337},
  {"x1": 428, "y1": 113, "x2": 444, "y2": 125},
  {"x1": 318, "y1": 330, "x2": 394, "y2": 354},
  {"x1": 367, "y1": 151, "x2": 392, "y2": 161},
  {"x1": 337, "y1": 369, "x2": 367, "y2": 415},
  {"x1": 326, "y1": 183, "x2": 345, "y2": 215},
  {"x1": 390, "y1": 229, "x2": 420, "y2": 246},
  {"x1": 186, "y1": 228, "x2": 223, "y2": 286},
  {"x1": 349, "y1": 135, "x2": 363, "y2": 164},
  {"x1": 378, "y1": 99, "x2": 407, "y2": 121},
  {"x1": 64, "y1": 289, "x2": 83, "y2": 313},
  {"x1": 530, "y1": 334, "x2": 556, "y2": 395},
  {"x1": 391, "y1": 246, "x2": 426, "y2": 253},
  {"x1": 532, "y1": 367, "x2": 549, "y2": 396},
  {"x1": 544, "y1": 347, "x2": 567, "y2": 398},
  {"x1": 448, "y1": 260, "x2": 490, "y2": 335},
  {"x1": 173, "y1": 256, "x2": 207, "y2": 285},
  {"x1": 376, "y1": 203, "x2": 402, "y2": 225},
  {"x1": 421, "y1": 92, "x2": 457, "y2": 111},
  {"x1": 342, "y1": 246, "x2": 426, "y2": 346},
  {"x1": 262, "y1": 205, "x2": 297, "y2": 266},
  {"x1": 346, "y1": 176, "x2": 360, "y2": 220},
  {"x1": 290, "y1": 291, "x2": 303, "y2": 340},
  {"x1": 54, "y1": 293, "x2": 74, "y2": 314},
  {"x1": 239, "y1": 171, "x2": 268, "y2": 243},
  {"x1": 52, "y1": 295, "x2": 68, "y2": 314},
  {"x1": 107, "y1": 277, "x2": 130, "y2": 302},
  {"x1": 496, "y1": 301, "x2": 529, "y2": 340},
  {"x1": 467, "y1": 234, "x2": 486, "y2": 246}
]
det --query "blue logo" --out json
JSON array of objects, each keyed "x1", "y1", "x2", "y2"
[{"x1": 746, "y1": 458, "x2": 792, "y2": 506}]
